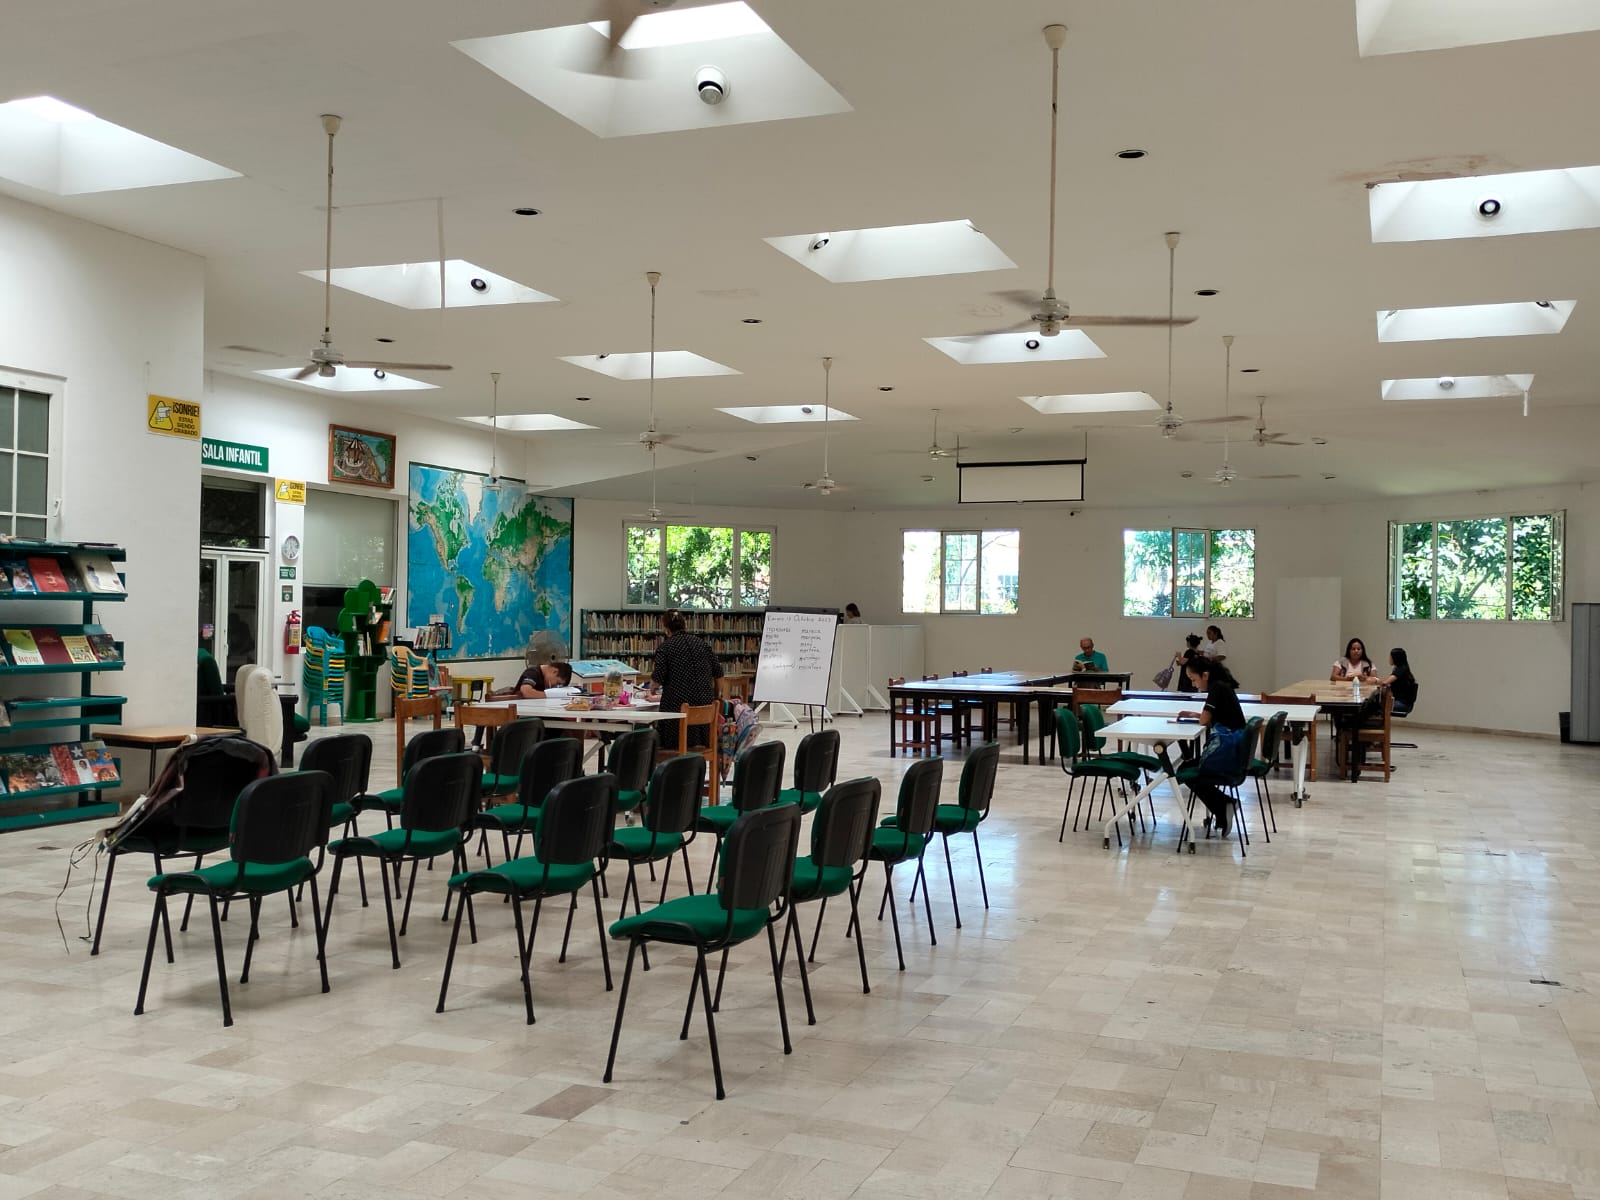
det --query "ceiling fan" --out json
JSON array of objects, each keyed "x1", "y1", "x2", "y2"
[
  {"x1": 624, "y1": 271, "x2": 697, "y2": 523},
  {"x1": 285, "y1": 115, "x2": 453, "y2": 382},
  {"x1": 1190, "y1": 337, "x2": 1298, "y2": 485},
  {"x1": 1251, "y1": 397, "x2": 1303, "y2": 447},
  {"x1": 971, "y1": 26, "x2": 1198, "y2": 339},
  {"x1": 805, "y1": 357, "x2": 842, "y2": 496},
  {"x1": 890, "y1": 409, "x2": 960, "y2": 460}
]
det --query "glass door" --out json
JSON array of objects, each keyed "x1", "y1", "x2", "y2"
[{"x1": 199, "y1": 550, "x2": 266, "y2": 685}]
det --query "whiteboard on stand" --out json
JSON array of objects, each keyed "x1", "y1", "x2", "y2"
[{"x1": 753, "y1": 610, "x2": 837, "y2": 708}]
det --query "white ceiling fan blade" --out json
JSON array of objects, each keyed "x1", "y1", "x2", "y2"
[
  {"x1": 1066, "y1": 314, "x2": 1199, "y2": 328},
  {"x1": 292, "y1": 364, "x2": 318, "y2": 381},
  {"x1": 1187, "y1": 414, "x2": 1249, "y2": 425},
  {"x1": 222, "y1": 344, "x2": 289, "y2": 358}
]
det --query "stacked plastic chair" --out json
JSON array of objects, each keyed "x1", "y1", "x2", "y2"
[
  {"x1": 302, "y1": 626, "x2": 346, "y2": 727},
  {"x1": 388, "y1": 644, "x2": 432, "y2": 700}
]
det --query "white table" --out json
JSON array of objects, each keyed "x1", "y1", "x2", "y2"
[
  {"x1": 511, "y1": 698, "x2": 685, "y2": 734},
  {"x1": 1106, "y1": 698, "x2": 1322, "y2": 805},
  {"x1": 1094, "y1": 716, "x2": 1209, "y2": 851}
]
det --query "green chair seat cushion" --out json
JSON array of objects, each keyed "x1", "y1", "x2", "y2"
[
  {"x1": 696, "y1": 805, "x2": 739, "y2": 834},
  {"x1": 778, "y1": 788, "x2": 824, "y2": 814},
  {"x1": 331, "y1": 827, "x2": 462, "y2": 859},
  {"x1": 1067, "y1": 760, "x2": 1140, "y2": 780},
  {"x1": 1174, "y1": 763, "x2": 1202, "y2": 784},
  {"x1": 329, "y1": 800, "x2": 356, "y2": 827},
  {"x1": 480, "y1": 772, "x2": 520, "y2": 794},
  {"x1": 610, "y1": 894, "x2": 768, "y2": 944},
  {"x1": 616, "y1": 788, "x2": 645, "y2": 813},
  {"x1": 449, "y1": 856, "x2": 596, "y2": 897},
  {"x1": 1101, "y1": 751, "x2": 1163, "y2": 772},
  {"x1": 790, "y1": 855, "x2": 854, "y2": 901},
  {"x1": 930, "y1": 804, "x2": 983, "y2": 834},
  {"x1": 476, "y1": 802, "x2": 543, "y2": 832},
  {"x1": 149, "y1": 858, "x2": 314, "y2": 896},
  {"x1": 292, "y1": 713, "x2": 311, "y2": 735},
  {"x1": 1246, "y1": 759, "x2": 1273, "y2": 777},
  {"x1": 610, "y1": 826, "x2": 684, "y2": 860},
  {"x1": 868, "y1": 826, "x2": 926, "y2": 861},
  {"x1": 355, "y1": 787, "x2": 403, "y2": 813},
  {"x1": 117, "y1": 826, "x2": 231, "y2": 858}
]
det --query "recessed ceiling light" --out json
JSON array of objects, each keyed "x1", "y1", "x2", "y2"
[
  {"x1": 1009, "y1": 427, "x2": 1024, "y2": 433},
  {"x1": 1024, "y1": 338, "x2": 1042, "y2": 351},
  {"x1": 375, "y1": 337, "x2": 395, "y2": 344},
  {"x1": 921, "y1": 475, "x2": 935, "y2": 483},
  {"x1": 1322, "y1": 473, "x2": 1337, "y2": 480},
  {"x1": 741, "y1": 318, "x2": 763, "y2": 324},
  {"x1": 1180, "y1": 471, "x2": 1194, "y2": 479},
  {"x1": 1115, "y1": 149, "x2": 1147, "y2": 160},
  {"x1": 1536, "y1": 299, "x2": 1554, "y2": 308},
  {"x1": 469, "y1": 277, "x2": 489, "y2": 292},
  {"x1": 878, "y1": 386, "x2": 894, "y2": 392},
  {"x1": 1437, "y1": 376, "x2": 1455, "y2": 390},
  {"x1": 1311, "y1": 437, "x2": 1328, "y2": 445},
  {"x1": 513, "y1": 207, "x2": 542, "y2": 216},
  {"x1": 1240, "y1": 367, "x2": 1260, "y2": 373},
  {"x1": 576, "y1": 396, "x2": 591, "y2": 403},
  {"x1": 1194, "y1": 288, "x2": 1219, "y2": 297}
]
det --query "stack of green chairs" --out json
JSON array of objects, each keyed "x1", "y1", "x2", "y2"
[{"x1": 302, "y1": 626, "x2": 346, "y2": 727}]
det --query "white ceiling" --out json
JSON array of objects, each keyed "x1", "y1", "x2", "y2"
[{"x1": 4, "y1": 0, "x2": 1599, "y2": 510}]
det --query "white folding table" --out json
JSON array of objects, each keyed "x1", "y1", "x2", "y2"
[
  {"x1": 510, "y1": 700, "x2": 685, "y2": 767},
  {"x1": 1106, "y1": 697, "x2": 1321, "y2": 805},
  {"x1": 1094, "y1": 716, "x2": 1208, "y2": 852}
]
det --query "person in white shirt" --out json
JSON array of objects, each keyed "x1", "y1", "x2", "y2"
[
  {"x1": 1330, "y1": 638, "x2": 1375, "y2": 681},
  {"x1": 1199, "y1": 624, "x2": 1227, "y2": 663}
]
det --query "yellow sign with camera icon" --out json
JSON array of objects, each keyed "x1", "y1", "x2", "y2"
[
  {"x1": 147, "y1": 394, "x2": 201, "y2": 439},
  {"x1": 274, "y1": 479, "x2": 307, "y2": 504}
]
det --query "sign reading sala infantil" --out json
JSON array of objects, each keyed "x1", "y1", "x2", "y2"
[{"x1": 201, "y1": 437, "x2": 270, "y2": 473}]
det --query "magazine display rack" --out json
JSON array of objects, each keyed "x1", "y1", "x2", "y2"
[{"x1": 0, "y1": 540, "x2": 127, "y2": 832}]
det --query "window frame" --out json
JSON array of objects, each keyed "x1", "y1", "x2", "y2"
[
  {"x1": 1121, "y1": 526, "x2": 1257, "y2": 620},
  {"x1": 620, "y1": 520, "x2": 774, "y2": 610},
  {"x1": 1387, "y1": 510, "x2": 1565, "y2": 622},
  {"x1": 901, "y1": 527, "x2": 1021, "y2": 616},
  {"x1": 0, "y1": 369, "x2": 63, "y2": 540}
]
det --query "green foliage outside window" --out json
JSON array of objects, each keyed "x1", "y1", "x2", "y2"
[
  {"x1": 1123, "y1": 528, "x2": 1254, "y2": 618},
  {"x1": 625, "y1": 523, "x2": 771, "y2": 609},
  {"x1": 1389, "y1": 513, "x2": 1563, "y2": 621}
]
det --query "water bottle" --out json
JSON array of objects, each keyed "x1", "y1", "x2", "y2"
[{"x1": 1352, "y1": 678, "x2": 1359, "y2": 700}]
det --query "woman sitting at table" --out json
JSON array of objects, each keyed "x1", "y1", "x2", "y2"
[
  {"x1": 1178, "y1": 655, "x2": 1247, "y2": 836},
  {"x1": 1330, "y1": 638, "x2": 1375, "y2": 682},
  {"x1": 1378, "y1": 647, "x2": 1417, "y2": 715}
]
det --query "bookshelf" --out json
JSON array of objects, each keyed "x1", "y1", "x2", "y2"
[
  {"x1": 337, "y1": 579, "x2": 392, "y2": 722},
  {"x1": 0, "y1": 540, "x2": 127, "y2": 833},
  {"x1": 579, "y1": 608, "x2": 766, "y2": 675}
]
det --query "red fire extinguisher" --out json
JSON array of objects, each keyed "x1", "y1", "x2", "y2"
[{"x1": 284, "y1": 609, "x2": 303, "y2": 654}]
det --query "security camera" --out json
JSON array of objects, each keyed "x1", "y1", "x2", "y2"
[
  {"x1": 1437, "y1": 376, "x2": 1455, "y2": 390},
  {"x1": 809, "y1": 234, "x2": 830, "y2": 252},
  {"x1": 800, "y1": 406, "x2": 813, "y2": 414},
  {"x1": 696, "y1": 66, "x2": 727, "y2": 105},
  {"x1": 1476, "y1": 196, "x2": 1502, "y2": 218},
  {"x1": 469, "y1": 277, "x2": 488, "y2": 292}
]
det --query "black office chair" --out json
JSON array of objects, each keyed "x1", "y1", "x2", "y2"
[{"x1": 1390, "y1": 685, "x2": 1420, "y2": 749}]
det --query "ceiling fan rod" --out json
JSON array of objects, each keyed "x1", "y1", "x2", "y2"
[
  {"x1": 822, "y1": 356, "x2": 832, "y2": 480},
  {"x1": 1221, "y1": 334, "x2": 1234, "y2": 466},
  {"x1": 489, "y1": 371, "x2": 501, "y2": 481},
  {"x1": 320, "y1": 114, "x2": 340, "y2": 351},
  {"x1": 1164, "y1": 232, "x2": 1179, "y2": 421},
  {"x1": 1043, "y1": 24, "x2": 1066, "y2": 299},
  {"x1": 646, "y1": 270, "x2": 661, "y2": 434}
]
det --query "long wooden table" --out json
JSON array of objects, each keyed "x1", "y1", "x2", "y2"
[
  {"x1": 1274, "y1": 678, "x2": 1389, "y2": 783},
  {"x1": 889, "y1": 672, "x2": 1133, "y2": 763}
]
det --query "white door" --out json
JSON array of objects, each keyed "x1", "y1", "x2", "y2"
[{"x1": 199, "y1": 550, "x2": 268, "y2": 686}]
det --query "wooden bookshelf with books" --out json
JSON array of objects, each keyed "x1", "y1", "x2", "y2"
[
  {"x1": 0, "y1": 540, "x2": 127, "y2": 832},
  {"x1": 579, "y1": 608, "x2": 766, "y2": 675}
]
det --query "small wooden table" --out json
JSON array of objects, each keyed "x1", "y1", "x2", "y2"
[
  {"x1": 95, "y1": 726, "x2": 242, "y2": 791},
  {"x1": 447, "y1": 673, "x2": 496, "y2": 707}
]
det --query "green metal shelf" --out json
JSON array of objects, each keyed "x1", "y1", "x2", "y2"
[
  {"x1": 6, "y1": 695, "x2": 127, "y2": 711},
  {"x1": 0, "y1": 777, "x2": 119, "y2": 801},
  {"x1": 0, "y1": 801, "x2": 120, "y2": 833},
  {"x1": 0, "y1": 591, "x2": 126, "y2": 603},
  {"x1": 0, "y1": 662, "x2": 124, "y2": 676},
  {"x1": 6, "y1": 714, "x2": 123, "y2": 733}
]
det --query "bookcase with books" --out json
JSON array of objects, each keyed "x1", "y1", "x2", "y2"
[
  {"x1": 0, "y1": 540, "x2": 127, "y2": 832},
  {"x1": 578, "y1": 608, "x2": 766, "y2": 675}
]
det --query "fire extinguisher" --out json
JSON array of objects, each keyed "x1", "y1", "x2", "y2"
[{"x1": 284, "y1": 609, "x2": 303, "y2": 655}]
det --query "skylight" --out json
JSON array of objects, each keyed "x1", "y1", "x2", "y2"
[
  {"x1": 1381, "y1": 374, "x2": 1533, "y2": 402},
  {"x1": 924, "y1": 332, "x2": 1105, "y2": 366},
  {"x1": 256, "y1": 369, "x2": 437, "y2": 393},
  {"x1": 1357, "y1": 0, "x2": 1600, "y2": 56},
  {"x1": 452, "y1": 3, "x2": 850, "y2": 139},
  {"x1": 462, "y1": 414, "x2": 596, "y2": 432},
  {"x1": 0, "y1": 95, "x2": 239, "y2": 195},
  {"x1": 1019, "y1": 392, "x2": 1158, "y2": 415},
  {"x1": 1369, "y1": 166, "x2": 1600, "y2": 243},
  {"x1": 1376, "y1": 301, "x2": 1575, "y2": 343},
  {"x1": 299, "y1": 260, "x2": 557, "y2": 310},
  {"x1": 717, "y1": 405, "x2": 858, "y2": 424},
  {"x1": 559, "y1": 352, "x2": 740, "y2": 380},
  {"x1": 764, "y1": 220, "x2": 1016, "y2": 283}
]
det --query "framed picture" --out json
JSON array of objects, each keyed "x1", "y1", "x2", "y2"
[{"x1": 328, "y1": 424, "x2": 397, "y2": 489}]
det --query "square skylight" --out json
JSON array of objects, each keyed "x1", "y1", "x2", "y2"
[
  {"x1": 0, "y1": 95, "x2": 239, "y2": 195},
  {"x1": 1369, "y1": 166, "x2": 1600, "y2": 243},
  {"x1": 1376, "y1": 301, "x2": 1574, "y2": 342},
  {"x1": 256, "y1": 368, "x2": 437, "y2": 393},
  {"x1": 1019, "y1": 392, "x2": 1159, "y2": 415},
  {"x1": 925, "y1": 332, "x2": 1105, "y2": 366},
  {"x1": 717, "y1": 405, "x2": 858, "y2": 424},
  {"x1": 462, "y1": 414, "x2": 597, "y2": 432},
  {"x1": 1381, "y1": 374, "x2": 1533, "y2": 402},
  {"x1": 452, "y1": 2, "x2": 850, "y2": 139},
  {"x1": 299, "y1": 260, "x2": 557, "y2": 309},
  {"x1": 559, "y1": 351, "x2": 739, "y2": 380},
  {"x1": 1357, "y1": 0, "x2": 1600, "y2": 56},
  {"x1": 764, "y1": 220, "x2": 1016, "y2": 283}
]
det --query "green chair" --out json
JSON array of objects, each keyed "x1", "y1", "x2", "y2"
[
  {"x1": 1174, "y1": 716, "x2": 1261, "y2": 854},
  {"x1": 470, "y1": 737, "x2": 582, "y2": 864},
  {"x1": 916, "y1": 741, "x2": 999, "y2": 929},
  {"x1": 777, "y1": 728, "x2": 839, "y2": 815},
  {"x1": 1055, "y1": 708, "x2": 1143, "y2": 845},
  {"x1": 1244, "y1": 711, "x2": 1286, "y2": 842},
  {"x1": 697, "y1": 740, "x2": 786, "y2": 881},
  {"x1": 607, "y1": 727, "x2": 657, "y2": 817},
  {"x1": 604, "y1": 803, "x2": 805, "y2": 1101},
  {"x1": 1080, "y1": 704, "x2": 1164, "y2": 774},
  {"x1": 134, "y1": 770, "x2": 333, "y2": 1027},
  {"x1": 297, "y1": 733, "x2": 373, "y2": 905},
  {"x1": 323, "y1": 751, "x2": 481, "y2": 969},
  {"x1": 354, "y1": 726, "x2": 464, "y2": 828},
  {"x1": 791, "y1": 777, "x2": 880, "y2": 996},
  {"x1": 481, "y1": 718, "x2": 546, "y2": 799},
  {"x1": 864, "y1": 757, "x2": 942, "y2": 972},
  {"x1": 611, "y1": 753, "x2": 705, "y2": 930},
  {"x1": 437, "y1": 773, "x2": 617, "y2": 1025}
]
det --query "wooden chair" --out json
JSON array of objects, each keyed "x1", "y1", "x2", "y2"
[
  {"x1": 1261, "y1": 692, "x2": 1317, "y2": 783},
  {"x1": 888, "y1": 678, "x2": 938, "y2": 757},
  {"x1": 1070, "y1": 685, "x2": 1123, "y2": 713},
  {"x1": 1350, "y1": 687, "x2": 1392, "y2": 782},
  {"x1": 394, "y1": 694, "x2": 443, "y2": 787},
  {"x1": 659, "y1": 702, "x2": 721, "y2": 804}
]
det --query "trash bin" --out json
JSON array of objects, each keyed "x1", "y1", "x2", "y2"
[{"x1": 1560, "y1": 711, "x2": 1571, "y2": 743}]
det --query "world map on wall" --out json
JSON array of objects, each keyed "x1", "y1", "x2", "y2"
[{"x1": 406, "y1": 464, "x2": 573, "y2": 660}]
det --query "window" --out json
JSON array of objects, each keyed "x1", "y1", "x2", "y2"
[
  {"x1": 305, "y1": 489, "x2": 396, "y2": 586},
  {"x1": 624, "y1": 523, "x2": 772, "y2": 609},
  {"x1": 1388, "y1": 513, "x2": 1564, "y2": 620},
  {"x1": 901, "y1": 529, "x2": 1020, "y2": 614},
  {"x1": 1123, "y1": 528, "x2": 1255, "y2": 618},
  {"x1": 0, "y1": 386, "x2": 51, "y2": 538}
]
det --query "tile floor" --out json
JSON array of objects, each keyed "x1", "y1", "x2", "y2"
[{"x1": 4, "y1": 718, "x2": 1599, "y2": 1199}]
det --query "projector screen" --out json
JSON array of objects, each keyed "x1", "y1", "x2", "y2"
[{"x1": 958, "y1": 459, "x2": 1085, "y2": 504}]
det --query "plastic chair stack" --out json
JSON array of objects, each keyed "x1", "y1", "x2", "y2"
[
  {"x1": 302, "y1": 625, "x2": 346, "y2": 727},
  {"x1": 388, "y1": 644, "x2": 431, "y2": 700}
]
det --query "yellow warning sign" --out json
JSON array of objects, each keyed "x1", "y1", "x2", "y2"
[
  {"x1": 147, "y1": 394, "x2": 201, "y2": 439},
  {"x1": 274, "y1": 479, "x2": 307, "y2": 504}
]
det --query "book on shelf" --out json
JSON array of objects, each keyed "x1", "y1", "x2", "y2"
[
  {"x1": 71, "y1": 552, "x2": 125, "y2": 594},
  {"x1": 28, "y1": 558, "x2": 70, "y2": 593},
  {"x1": 31, "y1": 628, "x2": 71, "y2": 665},
  {"x1": 7, "y1": 564, "x2": 36, "y2": 594},
  {"x1": 1, "y1": 751, "x2": 65, "y2": 792},
  {"x1": 84, "y1": 626, "x2": 120, "y2": 663},
  {"x1": 3, "y1": 628, "x2": 43, "y2": 666},
  {"x1": 82, "y1": 740, "x2": 119, "y2": 784},
  {"x1": 0, "y1": 704, "x2": 9, "y2": 729},
  {"x1": 50, "y1": 743, "x2": 93, "y2": 786},
  {"x1": 0, "y1": 565, "x2": 10, "y2": 592},
  {"x1": 60, "y1": 634, "x2": 97, "y2": 664}
]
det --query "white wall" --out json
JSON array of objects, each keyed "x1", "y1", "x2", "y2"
[{"x1": 0, "y1": 192, "x2": 203, "y2": 726}]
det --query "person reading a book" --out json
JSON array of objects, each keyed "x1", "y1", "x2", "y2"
[{"x1": 1072, "y1": 638, "x2": 1108, "y2": 672}]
